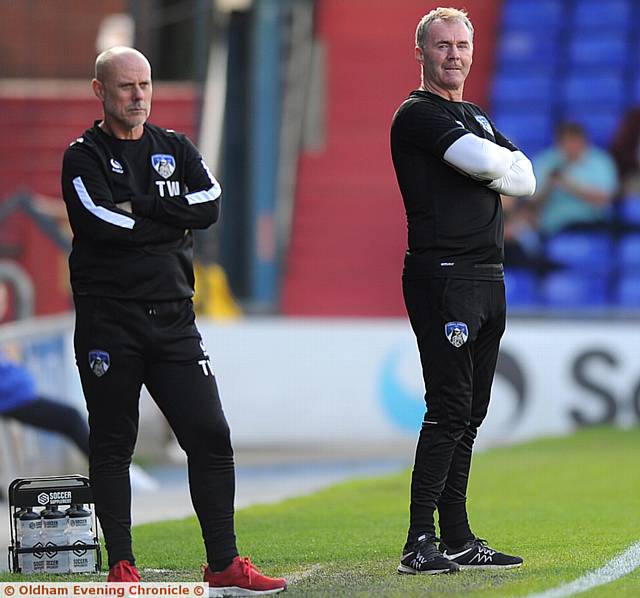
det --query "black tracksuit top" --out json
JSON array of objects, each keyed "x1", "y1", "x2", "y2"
[
  {"x1": 61, "y1": 121, "x2": 220, "y2": 300},
  {"x1": 391, "y1": 90, "x2": 518, "y2": 280}
]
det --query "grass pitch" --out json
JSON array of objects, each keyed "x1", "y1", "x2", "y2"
[{"x1": 2, "y1": 426, "x2": 639, "y2": 596}]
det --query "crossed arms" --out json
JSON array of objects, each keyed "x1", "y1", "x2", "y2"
[{"x1": 443, "y1": 133, "x2": 537, "y2": 197}]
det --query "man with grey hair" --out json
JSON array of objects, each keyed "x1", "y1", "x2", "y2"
[
  {"x1": 391, "y1": 8, "x2": 535, "y2": 575},
  {"x1": 61, "y1": 46, "x2": 286, "y2": 595}
]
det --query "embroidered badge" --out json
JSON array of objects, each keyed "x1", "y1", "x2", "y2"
[
  {"x1": 445, "y1": 322, "x2": 469, "y2": 348},
  {"x1": 88, "y1": 350, "x2": 110, "y2": 377},
  {"x1": 474, "y1": 115, "x2": 493, "y2": 135},
  {"x1": 151, "y1": 154, "x2": 176, "y2": 179}
]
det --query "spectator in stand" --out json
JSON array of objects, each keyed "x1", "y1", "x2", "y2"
[
  {"x1": 532, "y1": 122, "x2": 618, "y2": 235},
  {"x1": 610, "y1": 106, "x2": 640, "y2": 195},
  {"x1": 502, "y1": 195, "x2": 544, "y2": 270}
]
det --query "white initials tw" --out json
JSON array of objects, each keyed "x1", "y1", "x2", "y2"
[
  {"x1": 155, "y1": 180, "x2": 181, "y2": 197},
  {"x1": 198, "y1": 359, "x2": 214, "y2": 376}
]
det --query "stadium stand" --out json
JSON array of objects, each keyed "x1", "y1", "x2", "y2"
[
  {"x1": 544, "y1": 232, "x2": 614, "y2": 271},
  {"x1": 504, "y1": 268, "x2": 538, "y2": 308},
  {"x1": 615, "y1": 270, "x2": 640, "y2": 306},
  {"x1": 495, "y1": 0, "x2": 640, "y2": 310},
  {"x1": 618, "y1": 233, "x2": 640, "y2": 269},
  {"x1": 540, "y1": 231, "x2": 616, "y2": 307},
  {"x1": 618, "y1": 195, "x2": 640, "y2": 227},
  {"x1": 540, "y1": 270, "x2": 611, "y2": 308}
]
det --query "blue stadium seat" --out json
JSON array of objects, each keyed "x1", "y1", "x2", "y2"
[
  {"x1": 497, "y1": 30, "x2": 559, "y2": 67},
  {"x1": 562, "y1": 73, "x2": 626, "y2": 107},
  {"x1": 540, "y1": 270, "x2": 610, "y2": 307},
  {"x1": 567, "y1": 37, "x2": 629, "y2": 67},
  {"x1": 502, "y1": 0, "x2": 564, "y2": 30},
  {"x1": 617, "y1": 196, "x2": 640, "y2": 226},
  {"x1": 492, "y1": 73, "x2": 554, "y2": 107},
  {"x1": 614, "y1": 272, "x2": 640, "y2": 307},
  {"x1": 618, "y1": 234, "x2": 640, "y2": 268},
  {"x1": 631, "y1": 77, "x2": 640, "y2": 103},
  {"x1": 582, "y1": 112, "x2": 622, "y2": 147},
  {"x1": 559, "y1": 108, "x2": 623, "y2": 147},
  {"x1": 545, "y1": 232, "x2": 614, "y2": 269},
  {"x1": 491, "y1": 110, "x2": 553, "y2": 156},
  {"x1": 572, "y1": 0, "x2": 632, "y2": 29},
  {"x1": 505, "y1": 268, "x2": 538, "y2": 306}
]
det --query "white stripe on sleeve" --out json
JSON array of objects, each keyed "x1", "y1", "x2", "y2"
[
  {"x1": 72, "y1": 177, "x2": 135, "y2": 229},
  {"x1": 185, "y1": 159, "x2": 222, "y2": 205}
]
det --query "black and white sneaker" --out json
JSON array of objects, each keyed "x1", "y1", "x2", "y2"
[
  {"x1": 440, "y1": 537, "x2": 523, "y2": 569},
  {"x1": 398, "y1": 535, "x2": 460, "y2": 575}
]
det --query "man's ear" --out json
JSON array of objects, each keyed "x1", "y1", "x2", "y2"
[
  {"x1": 92, "y1": 78, "x2": 104, "y2": 101},
  {"x1": 414, "y1": 46, "x2": 424, "y2": 65}
]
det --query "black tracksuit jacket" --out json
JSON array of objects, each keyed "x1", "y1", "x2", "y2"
[{"x1": 61, "y1": 121, "x2": 220, "y2": 300}]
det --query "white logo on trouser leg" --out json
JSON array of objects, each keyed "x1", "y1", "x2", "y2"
[
  {"x1": 198, "y1": 359, "x2": 214, "y2": 376},
  {"x1": 197, "y1": 340, "x2": 214, "y2": 375}
]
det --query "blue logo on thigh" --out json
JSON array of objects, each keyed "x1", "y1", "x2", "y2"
[
  {"x1": 445, "y1": 321, "x2": 468, "y2": 348},
  {"x1": 378, "y1": 345, "x2": 424, "y2": 433},
  {"x1": 88, "y1": 350, "x2": 110, "y2": 377}
]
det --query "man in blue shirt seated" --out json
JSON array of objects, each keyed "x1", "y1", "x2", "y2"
[{"x1": 532, "y1": 122, "x2": 618, "y2": 235}]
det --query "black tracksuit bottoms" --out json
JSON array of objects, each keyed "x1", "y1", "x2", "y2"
[
  {"x1": 402, "y1": 276, "x2": 506, "y2": 548},
  {"x1": 73, "y1": 295, "x2": 238, "y2": 568}
]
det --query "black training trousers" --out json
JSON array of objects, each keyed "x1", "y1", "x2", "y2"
[
  {"x1": 73, "y1": 296, "x2": 237, "y2": 568},
  {"x1": 402, "y1": 276, "x2": 506, "y2": 547}
]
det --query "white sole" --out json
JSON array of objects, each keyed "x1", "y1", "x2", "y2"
[
  {"x1": 458, "y1": 562, "x2": 523, "y2": 570},
  {"x1": 397, "y1": 564, "x2": 456, "y2": 575},
  {"x1": 209, "y1": 586, "x2": 286, "y2": 597}
]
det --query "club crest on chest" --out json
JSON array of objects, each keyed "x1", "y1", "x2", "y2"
[
  {"x1": 474, "y1": 115, "x2": 493, "y2": 136},
  {"x1": 151, "y1": 154, "x2": 176, "y2": 178}
]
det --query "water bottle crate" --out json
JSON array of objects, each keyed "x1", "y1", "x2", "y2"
[{"x1": 7, "y1": 474, "x2": 103, "y2": 574}]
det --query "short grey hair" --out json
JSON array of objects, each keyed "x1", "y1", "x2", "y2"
[{"x1": 415, "y1": 7, "x2": 474, "y2": 50}]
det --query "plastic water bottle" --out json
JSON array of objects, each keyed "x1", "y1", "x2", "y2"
[
  {"x1": 42, "y1": 505, "x2": 69, "y2": 573},
  {"x1": 66, "y1": 504, "x2": 96, "y2": 573},
  {"x1": 16, "y1": 507, "x2": 45, "y2": 573}
]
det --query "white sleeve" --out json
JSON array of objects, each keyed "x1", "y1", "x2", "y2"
[
  {"x1": 442, "y1": 133, "x2": 516, "y2": 180},
  {"x1": 487, "y1": 151, "x2": 536, "y2": 197}
]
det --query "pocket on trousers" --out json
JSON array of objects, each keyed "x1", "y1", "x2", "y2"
[
  {"x1": 437, "y1": 279, "x2": 479, "y2": 324},
  {"x1": 73, "y1": 296, "x2": 100, "y2": 366}
]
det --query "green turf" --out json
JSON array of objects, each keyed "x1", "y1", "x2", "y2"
[{"x1": 2, "y1": 426, "x2": 639, "y2": 597}]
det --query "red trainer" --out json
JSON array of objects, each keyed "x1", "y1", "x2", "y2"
[
  {"x1": 204, "y1": 556, "x2": 287, "y2": 596},
  {"x1": 107, "y1": 560, "x2": 141, "y2": 582}
]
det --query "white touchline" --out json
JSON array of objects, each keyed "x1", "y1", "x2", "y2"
[{"x1": 525, "y1": 541, "x2": 640, "y2": 598}]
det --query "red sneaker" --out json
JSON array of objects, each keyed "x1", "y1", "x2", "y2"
[
  {"x1": 204, "y1": 556, "x2": 287, "y2": 596},
  {"x1": 107, "y1": 560, "x2": 141, "y2": 582}
]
